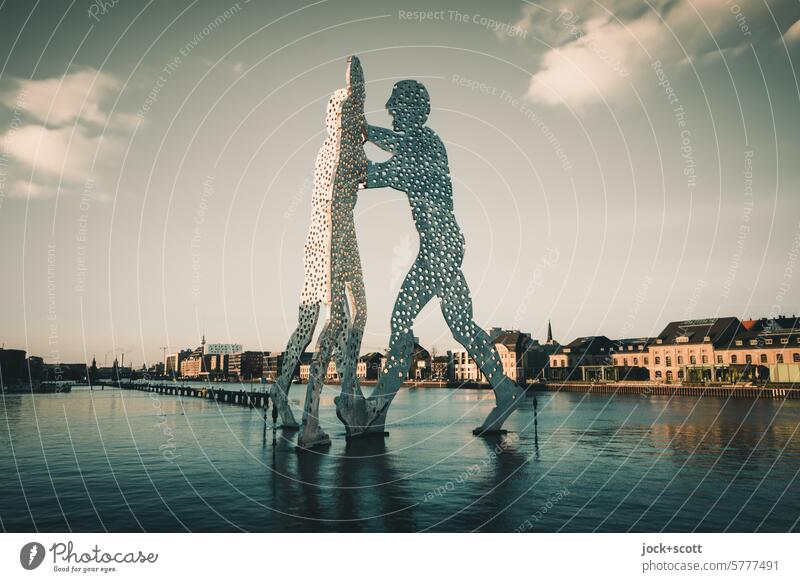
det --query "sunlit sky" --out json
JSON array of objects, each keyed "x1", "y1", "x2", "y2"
[{"x1": 1, "y1": 0, "x2": 799, "y2": 364}]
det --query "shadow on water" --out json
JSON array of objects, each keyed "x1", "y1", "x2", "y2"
[{"x1": 266, "y1": 435, "x2": 415, "y2": 531}]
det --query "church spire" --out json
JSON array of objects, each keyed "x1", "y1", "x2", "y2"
[{"x1": 546, "y1": 320, "x2": 553, "y2": 344}]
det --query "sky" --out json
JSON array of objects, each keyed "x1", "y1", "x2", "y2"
[{"x1": 0, "y1": 0, "x2": 799, "y2": 365}]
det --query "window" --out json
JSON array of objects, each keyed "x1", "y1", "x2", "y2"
[
  {"x1": 781, "y1": 338, "x2": 789, "y2": 345},
  {"x1": 731, "y1": 355, "x2": 738, "y2": 364},
  {"x1": 749, "y1": 340, "x2": 758, "y2": 346},
  {"x1": 765, "y1": 339, "x2": 773, "y2": 345},
  {"x1": 703, "y1": 336, "x2": 711, "y2": 342},
  {"x1": 690, "y1": 356, "x2": 696, "y2": 365},
  {"x1": 702, "y1": 355, "x2": 708, "y2": 364},
  {"x1": 666, "y1": 371, "x2": 673, "y2": 381},
  {"x1": 777, "y1": 354, "x2": 784, "y2": 364},
  {"x1": 655, "y1": 357, "x2": 661, "y2": 365},
  {"x1": 717, "y1": 355, "x2": 723, "y2": 364},
  {"x1": 736, "y1": 340, "x2": 743, "y2": 346},
  {"x1": 677, "y1": 356, "x2": 683, "y2": 365},
  {"x1": 794, "y1": 353, "x2": 800, "y2": 363},
  {"x1": 665, "y1": 357, "x2": 672, "y2": 366},
  {"x1": 678, "y1": 370, "x2": 684, "y2": 379},
  {"x1": 655, "y1": 371, "x2": 662, "y2": 379},
  {"x1": 634, "y1": 358, "x2": 638, "y2": 366},
  {"x1": 746, "y1": 354, "x2": 752, "y2": 364},
  {"x1": 760, "y1": 354, "x2": 767, "y2": 364},
  {"x1": 644, "y1": 357, "x2": 649, "y2": 365},
  {"x1": 623, "y1": 358, "x2": 628, "y2": 366}
]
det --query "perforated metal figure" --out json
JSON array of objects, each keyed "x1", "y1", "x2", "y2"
[
  {"x1": 271, "y1": 56, "x2": 367, "y2": 448},
  {"x1": 336, "y1": 80, "x2": 524, "y2": 437}
]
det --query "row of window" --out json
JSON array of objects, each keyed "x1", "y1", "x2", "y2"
[
  {"x1": 653, "y1": 352, "x2": 800, "y2": 366},
  {"x1": 619, "y1": 357, "x2": 649, "y2": 366}
]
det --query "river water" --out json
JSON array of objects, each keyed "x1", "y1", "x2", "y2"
[{"x1": 1, "y1": 385, "x2": 799, "y2": 532}]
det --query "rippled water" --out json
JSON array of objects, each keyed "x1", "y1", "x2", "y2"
[{"x1": 1, "y1": 385, "x2": 799, "y2": 532}]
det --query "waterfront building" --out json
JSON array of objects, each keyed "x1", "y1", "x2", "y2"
[
  {"x1": 0, "y1": 348, "x2": 26, "y2": 384},
  {"x1": 410, "y1": 342, "x2": 431, "y2": 380},
  {"x1": 648, "y1": 317, "x2": 741, "y2": 383},
  {"x1": 712, "y1": 316, "x2": 800, "y2": 383},
  {"x1": 488, "y1": 328, "x2": 550, "y2": 383},
  {"x1": 548, "y1": 335, "x2": 618, "y2": 381},
  {"x1": 610, "y1": 337, "x2": 654, "y2": 381},
  {"x1": 165, "y1": 349, "x2": 192, "y2": 378},
  {"x1": 266, "y1": 351, "x2": 312, "y2": 382},
  {"x1": 228, "y1": 351, "x2": 267, "y2": 380},
  {"x1": 452, "y1": 328, "x2": 551, "y2": 384},
  {"x1": 179, "y1": 336, "x2": 230, "y2": 380},
  {"x1": 380, "y1": 339, "x2": 431, "y2": 381},
  {"x1": 431, "y1": 351, "x2": 454, "y2": 382},
  {"x1": 357, "y1": 352, "x2": 383, "y2": 380},
  {"x1": 453, "y1": 349, "x2": 480, "y2": 382}
]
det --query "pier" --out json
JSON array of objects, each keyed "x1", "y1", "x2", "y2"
[{"x1": 95, "y1": 380, "x2": 271, "y2": 408}]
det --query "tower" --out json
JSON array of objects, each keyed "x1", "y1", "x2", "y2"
[{"x1": 546, "y1": 320, "x2": 554, "y2": 345}]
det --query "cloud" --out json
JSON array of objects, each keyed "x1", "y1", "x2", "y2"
[
  {"x1": 526, "y1": 14, "x2": 661, "y2": 108},
  {"x1": 2, "y1": 124, "x2": 113, "y2": 182},
  {"x1": 519, "y1": 0, "x2": 772, "y2": 109},
  {"x1": 784, "y1": 19, "x2": 800, "y2": 43},
  {"x1": 1, "y1": 69, "x2": 121, "y2": 128},
  {"x1": 0, "y1": 68, "x2": 135, "y2": 201},
  {"x1": 8, "y1": 180, "x2": 48, "y2": 199}
]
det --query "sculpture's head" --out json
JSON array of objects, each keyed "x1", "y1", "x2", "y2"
[{"x1": 386, "y1": 80, "x2": 430, "y2": 132}]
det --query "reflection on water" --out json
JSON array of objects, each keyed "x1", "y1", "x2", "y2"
[{"x1": 1, "y1": 386, "x2": 799, "y2": 532}]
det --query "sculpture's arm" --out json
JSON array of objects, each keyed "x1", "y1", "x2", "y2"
[{"x1": 367, "y1": 125, "x2": 399, "y2": 152}]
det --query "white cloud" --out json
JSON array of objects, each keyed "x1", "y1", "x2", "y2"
[
  {"x1": 784, "y1": 19, "x2": 800, "y2": 43},
  {"x1": 8, "y1": 180, "x2": 48, "y2": 199},
  {"x1": 1, "y1": 69, "x2": 121, "y2": 128},
  {"x1": 3, "y1": 124, "x2": 106, "y2": 182},
  {"x1": 520, "y1": 0, "x2": 770, "y2": 109},
  {"x1": 527, "y1": 14, "x2": 662, "y2": 108},
  {"x1": 0, "y1": 68, "x2": 135, "y2": 201}
]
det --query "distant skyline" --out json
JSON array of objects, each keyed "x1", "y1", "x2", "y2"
[{"x1": 1, "y1": 0, "x2": 799, "y2": 363}]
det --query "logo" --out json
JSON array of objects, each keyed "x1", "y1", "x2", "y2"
[{"x1": 20, "y1": 542, "x2": 46, "y2": 570}]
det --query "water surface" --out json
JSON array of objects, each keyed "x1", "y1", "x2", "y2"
[{"x1": 1, "y1": 385, "x2": 799, "y2": 532}]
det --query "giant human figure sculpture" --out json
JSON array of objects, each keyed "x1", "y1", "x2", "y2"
[
  {"x1": 270, "y1": 56, "x2": 367, "y2": 448},
  {"x1": 336, "y1": 78, "x2": 525, "y2": 438}
]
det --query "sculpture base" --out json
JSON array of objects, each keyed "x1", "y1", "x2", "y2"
[
  {"x1": 296, "y1": 433, "x2": 331, "y2": 451},
  {"x1": 335, "y1": 393, "x2": 391, "y2": 441}
]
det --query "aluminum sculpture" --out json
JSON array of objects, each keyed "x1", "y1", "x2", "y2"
[
  {"x1": 270, "y1": 56, "x2": 367, "y2": 448},
  {"x1": 335, "y1": 77, "x2": 525, "y2": 438},
  {"x1": 275, "y1": 56, "x2": 524, "y2": 447}
]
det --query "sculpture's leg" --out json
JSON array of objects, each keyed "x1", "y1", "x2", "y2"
[
  {"x1": 336, "y1": 260, "x2": 432, "y2": 438},
  {"x1": 441, "y1": 271, "x2": 524, "y2": 435},
  {"x1": 340, "y1": 276, "x2": 366, "y2": 398},
  {"x1": 270, "y1": 303, "x2": 320, "y2": 429},
  {"x1": 298, "y1": 312, "x2": 340, "y2": 449}
]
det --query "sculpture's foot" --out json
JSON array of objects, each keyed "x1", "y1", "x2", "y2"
[
  {"x1": 335, "y1": 393, "x2": 391, "y2": 440},
  {"x1": 269, "y1": 384, "x2": 300, "y2": 429},
  {"x1": 473, "y1": 382, "x2": 525, "y2": 435},
  {"x1": 297, "y1": 426, "x2": 331, "y2": 450}
]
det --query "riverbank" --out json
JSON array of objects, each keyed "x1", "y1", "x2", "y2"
[{"x1": 535, "y1": 381, "x2": 800, "y2": 399}]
